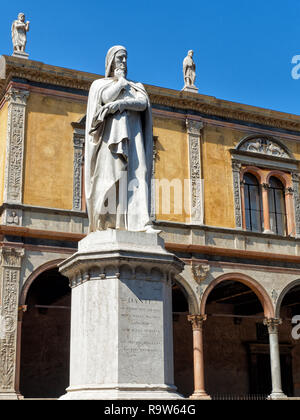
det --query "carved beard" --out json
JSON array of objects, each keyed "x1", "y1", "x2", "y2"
[{"x1": 112, "y1": 63, "x2": 127, "y2": 78}]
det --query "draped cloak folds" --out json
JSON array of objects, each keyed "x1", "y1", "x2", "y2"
[
  {"x1": 85, "y1": 77, "x2": 153, "y2": 232},
  {"x1": 11, "y1": 20, "x2": 27, "y2": 49}
]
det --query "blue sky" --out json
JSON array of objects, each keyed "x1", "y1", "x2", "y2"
[{"x1": 1, "y1": 1, "x2": 300, "y2": 115}]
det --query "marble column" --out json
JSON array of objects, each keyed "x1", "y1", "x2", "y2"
[
  {"x1": 187, "y1": 314, "x2": 210, "y2": 399},
  {"x1": 263, "y1": 318, "x2": 287, "y2": 399},
  {"x1": 186, "y1": 119, "x2": 204, "y2": 225},
  {"x1": 0, "y1": 247, "x2": 25, "y2": 400}
]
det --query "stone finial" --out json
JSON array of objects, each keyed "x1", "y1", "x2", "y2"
[
  {"x1": 11, "y1": 13, "x2": 30, "y2": 59},
  {"x1": 182, "y1": 50, "x2": 198, "y2": 93}
]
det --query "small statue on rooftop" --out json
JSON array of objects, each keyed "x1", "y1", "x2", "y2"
[
  {"x1": 182, "y1": 50, "x2": 198, "y2": 93},
  {"x1": 12, "y1": 13, "x2": 30, "y2": 57}
]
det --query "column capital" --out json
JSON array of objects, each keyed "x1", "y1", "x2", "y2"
[
  {"x1": 5, "y1": 88, "x2": 29, "y2": 106},
  {"x1": 0, "y1": 247, "x2": 25, "y2": 268},
  {"x1": 262, "y1": 183, "x2": 270, "y2": 190},
  {"x1": 231, "y1": 160, "x2": 242, "y2": 172},
  {"x1": 186, "y1": 119, "x2": 204, "y2": 136},
  {"x1": 188, "y1": 314, "x2": 207, "y2": 330},
  {"x1": 263, "y1": 318, "x2": 282, "y2": 333}
]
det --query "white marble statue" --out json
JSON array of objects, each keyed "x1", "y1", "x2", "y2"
[
  {"x1": 11, "y1": 13, "x2": 30, "y2": 54},
  {"x1": 85, "y1": 46, "x2": 154, "y2": 232},
  {"x1": 183, "y1": 50, "x2": 197, "y2": 90}
]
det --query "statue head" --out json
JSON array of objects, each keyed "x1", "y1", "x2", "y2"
[
  {"x1": 188, "y1": 50, "x2": 194, "y2": 58},
  {"x1": 105, "y1": 45, "x2": 127, "y2": 78},
  {"x1": 18, "y1": 13, "x2": 25, "y2": 22}
]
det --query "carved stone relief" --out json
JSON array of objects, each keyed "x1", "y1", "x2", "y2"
[
  {"x1": 0, "y1": 247, "x2": 24, "y2": 395},
  {"x1": 232, "y1": 161, "x2": 243, "y2": 229},
  {"x1": 292, "y1": 172, "x2": 300, "y2": 237},
  {"x1": 239, "y1": 138, "x2": 290, "y2": 159},
  {"x1": 186, "y1": 119, "x2": 204, "y2": 224},
  {"x1": 4, "y1": 89, "x2": 29, "y2": 204},
  {"x1": 72, "y1": 129, "x2": 85, "y2": 211}
]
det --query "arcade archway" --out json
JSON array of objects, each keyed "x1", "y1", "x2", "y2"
[{"x1": 19, "y1": 266, "x2": 71, "y2": 398}]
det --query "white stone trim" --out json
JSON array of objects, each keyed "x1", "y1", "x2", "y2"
[
  {"x1": 3, "y1": 89, "x2": 29, "y2": 204},
  {"x1": 186, "y1": 119, "x2": 204, "y2": 225}
]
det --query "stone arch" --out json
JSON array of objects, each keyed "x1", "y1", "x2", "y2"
[
  {"x1": 20, "y1": 258, "x2": 65, "y2": 305},
  {"x1": 173, "y1": 273, "x2": 198, "y2": 315},
  {"x1": 200, "y1": 272, "x2": 274, "y2": 318},
  {"x1": 241, "y1": 165, "x2": 265, "y2": 183},
  {"x1": 275, "y1": 279, "x2": 300, "y2": 318}
]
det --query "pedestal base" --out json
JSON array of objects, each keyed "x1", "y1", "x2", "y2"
[
  {"x1": 182, "y1": 86, "x2": 199, "y2": 93},
  {"x1": 59, "y1": 230, "x2": 184, "y2": 401},
  {"x1": 12, "y1": 51, "x2": 29, "y2": 60},
  {"x1": 0, "y1": 392, "x2": 21, "y2": 400},
  {"x1": 60, "y1": 384, "x2": 182, "y2": 400}
]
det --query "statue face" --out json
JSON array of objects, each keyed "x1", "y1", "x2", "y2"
[
  {"x1": 188, "y1": 50, "x2": 194, "y2": 58},
  {"x1": 113, "y1": 50, "x2": 127, "y2": 77},
  {"x1": 18, "y1": 13, "x2": 25, "y2": 22}
]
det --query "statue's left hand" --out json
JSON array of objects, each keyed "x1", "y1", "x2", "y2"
[{"x1": 102, "y1": 100, "x2": 124, "y2": 115}]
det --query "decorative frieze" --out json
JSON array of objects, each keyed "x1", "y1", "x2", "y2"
[
  {"x1": 0, "y1": 247, "x2": 24, "y2": 397},
  {"x1": 232, "y1": 161, "x2": 243, "y2": 229},
  {"x1": 4, "y1": 88, "x2": 29, "y2": 205},
  {"x1": 72, "y1": 129, "x2": 85, "y2": 211},
  {"x1": 186, "y1": 119, "x2": 204, "y2": 224}
]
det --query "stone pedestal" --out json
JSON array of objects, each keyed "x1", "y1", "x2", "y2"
[
  {"x1": 182, "y1": 86, "x2": 199, "y2": 93},
  {"x1": 58, "y1": 230, "x2": 184, "y2": 400},
  {"x1": 12, "y1": 52, "x2": 29, "y2": 60}
]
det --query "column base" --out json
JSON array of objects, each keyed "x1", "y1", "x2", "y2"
[
  {"x1": 59, "y1": 384, "x2": 183, "y2": 400},
  {"x1": 0, "y1": 392, "x2": 21, "y2": 400},
  {"x1": 189, "y1": 391, "x2": 211, "y2": 400},
  {"x1": 268, "y1": 392, "x2": 288, "y2": 400}
]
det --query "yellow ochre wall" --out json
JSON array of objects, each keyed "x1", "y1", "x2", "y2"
[
  {"x1": 202, "y1": 125, "x2": 244, "y2": 229},
  {"x1": 153, "y1": 116, "x2": 190, "y2": 223},
  {"x1": 22, "y1": 91, "x2": 300, "y2": 228},
  {"x1": 23, "y1": 93, "x2": 85, "y2": 209},
  {"x1": 0, "y1": 103, "x2": 8, "y2": 205}
]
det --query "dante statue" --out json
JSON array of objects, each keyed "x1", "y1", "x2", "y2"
[
  {"x1": 11, "y1": 13, "x2": 30, "y2": 53},
  {"x1": 183, "y1": 50, "x2": 196, "y2": 88},
  {"x1": 85, "y1": 46, "x2": 155, "y2": 233}
]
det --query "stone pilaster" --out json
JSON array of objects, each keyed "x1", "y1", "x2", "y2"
[
  {"x1": 186, "y1": 119, "x2": 204, "y2": 224},
  {"x1": 292, "y1": 172, "x2": 300, "y2": 238},
  {"x1": 232, "y1": 161, "x2": 243, "y2": 229},
  {"x1": 0, "y1": 247, "x2": 24, "y2": 399},
  {"x1": 4, "y1": 88, "x2": 29, "y2": 205},
  {"x1": 263, "y1": 318, "x2": 287, "y2": 400},
  {"x1": 72, "y1": 128, "x2": 85, "y2": 211}
]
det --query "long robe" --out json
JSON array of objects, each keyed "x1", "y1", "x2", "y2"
[
  {"x1": 11, "y1": 20, "x2": 27, "y2": 50},
  {"x1": 85, "y1": 78, "x2": 153, "y2": 232}
]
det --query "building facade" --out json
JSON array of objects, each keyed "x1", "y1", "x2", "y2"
[{"x1": 0, "y1": 54, "x2": 300, "y2": 399}]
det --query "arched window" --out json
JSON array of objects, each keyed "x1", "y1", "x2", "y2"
[
  {"x1": 243, "y1": 173, "x2": 263, "y2": 232},
  {"x1": 268, "y1": 177, "x2": 287, "y2": 236}
]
